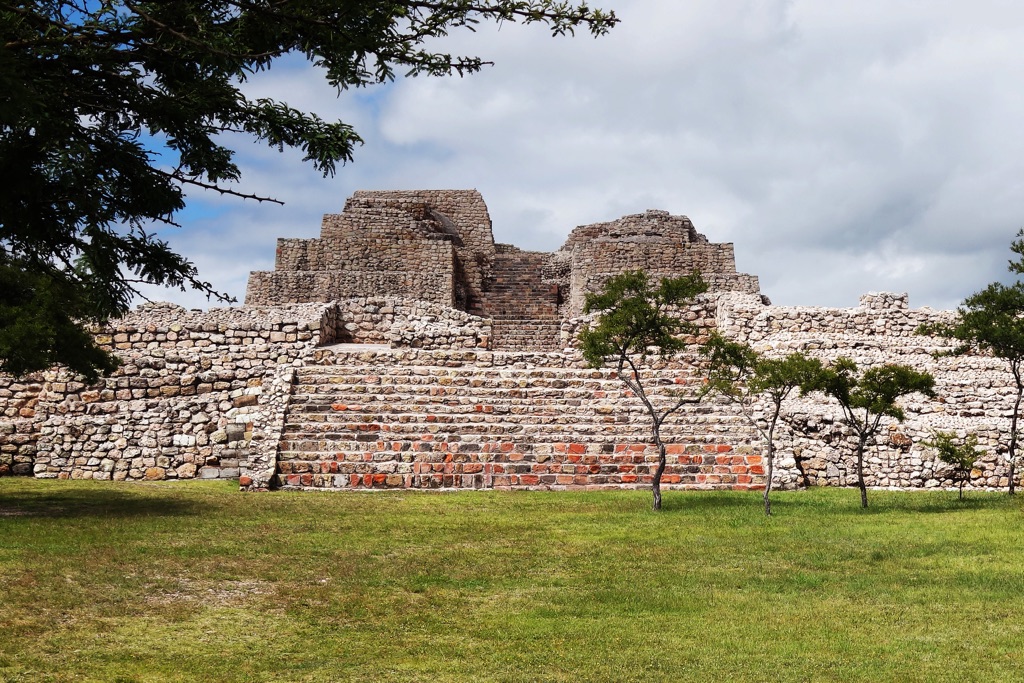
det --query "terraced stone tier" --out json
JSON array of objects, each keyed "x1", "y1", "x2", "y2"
[{"x1": 274, "y1": 350, "x2": 765, "y2": 491}]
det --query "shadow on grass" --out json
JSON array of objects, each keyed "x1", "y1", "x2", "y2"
[
  {"x1": 865, "y1": 494, "x2": 1004, "y2": 515},
  {"x1": 659, "y1": 490, "x2": 758, "y2": 512},
  {"x1": 786, "y1": 487, "x2": 1014, "y2": 516},
  {"x1": 0, "y1": 484, "x2": 207, "y2": 519},
  {"x1": 655, "y1": 487, "x2": 1017, "y2": 518}
]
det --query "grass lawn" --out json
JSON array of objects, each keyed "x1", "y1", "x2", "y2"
[{"x1": 1, "y1": 479, "x2": 1022, "y2": 682}]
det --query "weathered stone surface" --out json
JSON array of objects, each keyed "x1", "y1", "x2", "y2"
[
  {"x1": 232, "y1": 394, "x2": 259, "y2": 408},
  {"x1": 144, "y1": 467, "x2": 165, "y2": 480},
  {"x1": 225, "y1": 424, "x2": 246, "y2": 442},
  {"x1": 0, "y1": 190, "x2": 1020, "y2": 495},
  {"x1": 199, "y1": 467, "x2": 221, "y2": 480}
]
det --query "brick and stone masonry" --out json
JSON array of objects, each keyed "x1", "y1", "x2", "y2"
[{"x1": 0, "y1": 190, "x2": 1015, "y2": 492}]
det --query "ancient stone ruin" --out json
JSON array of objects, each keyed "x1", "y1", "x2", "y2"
[
  {"x1": 0, "y1": 190, "x2": 1015, "y2": 493},
  {"x1": 245, "y1": 189, "x2": 763, "y2": 351}
]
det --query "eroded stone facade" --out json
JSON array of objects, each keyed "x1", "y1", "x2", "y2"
[
  {"x1": 0, "y1": 190, "x2": 1017, "y2": 493},
  {"x1": 246, "y1": 191, "x2": 763, "y2": 351}
]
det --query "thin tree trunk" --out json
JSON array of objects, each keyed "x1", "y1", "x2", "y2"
[
  {"x1": 764, "y1": 414, "x2": 778, "y2": 516},
  {"x1": 628, "y1": 369, "x2": 666, "y2": 512},
  {"x1": 1010, "y1": 381, "x2": 1022, "y2": 495},
  {"x1": 652, "y1": 422, "x2": 666, "y2": 511},
  {"x1": 857, "y1": 435, "x2": 869, "y2": 509},
  {"x1": 792, "y1": 452, "x2": 810, "y2": 488}
]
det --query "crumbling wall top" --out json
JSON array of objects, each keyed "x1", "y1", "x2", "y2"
[
  {"x1": 116, "y1": 301, "x2": 334, "y2": 331},
  {"x1": 559, "y1": 209, "x2": 704, "y2": 252},
  {"x1": 346, "y1": 189, "x2": 495, "y2": 257}
]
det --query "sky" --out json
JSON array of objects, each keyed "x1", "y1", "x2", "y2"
[{"x1": 139, "y1": 0, "x2": 1024, "y2": 312}]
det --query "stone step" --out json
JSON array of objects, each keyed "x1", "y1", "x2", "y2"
[
  {"x1": 272, "y1": 470, "x2": 492, "y2": 490},
  {"x1": 284, "y1": 396, "x2": 647, "y2": 410},
  {"x1": 277, "y1": 418, "x2": 722, "y2": 438},
  {"x1": 278, "y1": 415, "x2": 722, "y2": 435},
  {"x1": 289, "y1": 375, "x2": 634, "y2": 386},
  {"x1": 276, "y1": 433, "x2": 742, "y2": 453},
  {"x1": 286, "y1": 382, "x2": 690, "y2": 398},
  {"x1": 275, "y1": 459, "x2": 674, "y2": 475},
  {"x1": 278, "y1": 427, "x2": 743, "y2": 444},
  {"x1": 272, "y1": 454, "x2": 750, "y2": 491},
  {"x1": 288, "y1": 377, "x2": 698, "y2": 391},
  {"x1": 280, "y1": 418, "x2": 600, "y2": 430},
  {"x1": 278, "y1": 419, "x2": 729, "y2": 440},
  {"x1": 487, "y1": 305, "x2": 558, "y2": 312},
  {"x1": 276, "y1": 421, "x2": 663, "y2": 444},
  {"x1": 288, "y1": 387, "x2": 612, "y2": 397},
  {"x1": 492, "y1": 340, "x2": 561, "y2": 349},
  {"x1": 292, "y1": 364, "x2": 696, "y2": 378},
  {"x1": 486, "y1": 292, "x2": 551, "y2": 298},
  {"x1": 490, "y1": 326, "x2": 562, "y2": 332},
  {"x1": 278, "y1": 411, "x2": 725, "y2": 433},
  {"x1": 490, "y1": 319, "x2": 562, "y2": 349},
  {"x1": 287, "y1": 395, "x2": 614, "y2": 406},
  {"x1": 278, "y1": 413, "x2": 746, "y2": 438},
  {"x1": 279, "y1": 416, "x2": 639, "y2": 433},
  {"x1": 287, "y1": 383, "x2": 635, "y2": 394},
  {"x1": 491, "y1": 316, "x2": 560, "y2": 321},
  {"x1": 288, "y1": 371, "x2": 641, "y2": 384},
  {"x1": 277, "y1": 403, "x2": 744, "y2": 428},
  {"x1": 494, "y1": 344, "x2": 569, "y2": 352},
  {"x1": 273, "y1": 448, "x2": 743, "y2": 467},
  {"x1": 485, "y1": 273, "x2": 551, "y2": 280},
  {"x1": 274, "y1": 432, "x2": 679, "y2": 453},
  {"x1": 481, "y1": 253, "x2": 560, "y2": 325}
]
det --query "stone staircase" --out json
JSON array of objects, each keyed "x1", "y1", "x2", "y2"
[
  {"x1": 482, "y1": 248, "x2": 561, "y2": 351},
  {"x1": 490, "y1": 315, "x2": 563, "y2": 352},
  {"x1": 272, "y1": 351, "x2": 763, "y2": 491}
]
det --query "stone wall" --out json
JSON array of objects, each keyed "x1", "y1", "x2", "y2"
[
  {"x1": 20, "y1": 303, "x2": 331, "y2": 483},
  {"x1": 343, "y1": 190, "x2": 496, "y2": 314},
  {"x1": 0, "y1": 374, "x2": 42, "y2": 476},
  {"x1": 556, "y1": 210, "x2": 764, "y2": 317},
  {"x1": 246, "y1": 190, "x2": 496, "y2": 311},
  {"x1": 246, "y1": 207, "x2": 457, "y2": 306},
  {"x1": 3, "y1": 290, "x2": 1021, "y2": 494},
  {"x1": 328, "y1": 297, "x2": 491, "y2": 349},
  {"x1": 715, "y1": 292, "x2": 1013, "y2": 491},
  {"x1": 246, "y1": 268, "x2": 454, "y2": 308},
  {"x1": 559, "y1": 298, "x2": 720, "y2": 349},
  {"x1": 6, "y1": 189, "x2": 1022, "y2": 495},
  {"x1": 246, "y1": 193, "x2": 762, "y2": 335},
  {"x1": 0, "y1": 298, "x2": 495, "y2": 483},
  {"x1": 717, "y1": 291, "x2": 948, "y2": 341}
]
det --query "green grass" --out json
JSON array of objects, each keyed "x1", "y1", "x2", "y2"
[{"x1": 1, "y1": 480, "x2": 1022, "y2": 682}]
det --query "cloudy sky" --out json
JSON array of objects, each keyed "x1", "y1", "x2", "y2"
[{"x1": 143, "y1": 0, "x2": 1024, "y2": 311}]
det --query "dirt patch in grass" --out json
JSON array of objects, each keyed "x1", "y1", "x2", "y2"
[
  {"x1": 0, "y1": 505, "x2": 66, "y2": 516},
  {"x1": 143, "y1": 576, "x2": 274, "y2": 607}
]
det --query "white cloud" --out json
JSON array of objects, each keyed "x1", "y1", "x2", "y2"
[{"x1": 143, "y1": 1, "x2": 1024, "y2": 312}]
